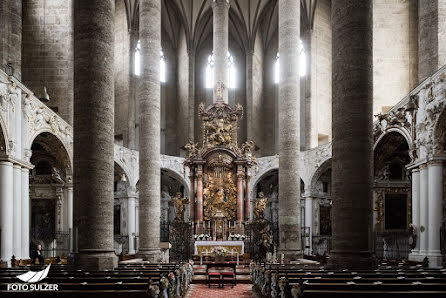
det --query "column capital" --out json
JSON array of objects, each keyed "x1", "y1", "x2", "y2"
[
  {"x1": 427, "y1": 160, "x2": 444, "y2": 167},
  {"x1": 419, "y1": 163, "x2": 428, "y2": 170},
  {"x1": 212, "y1": 0, "x2": 230, "y2": 9},
  {"x1": 412, "y1": 167, "x2": 420, "y2": 173}
]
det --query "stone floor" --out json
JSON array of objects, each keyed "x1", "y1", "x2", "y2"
[{"x1": 185, "y1": 284, "x2": 256, "y2": 298}]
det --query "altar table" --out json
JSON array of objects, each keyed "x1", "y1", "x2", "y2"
[{"x1": 194, "y1": 240, "x2": 244, "y2": 255}]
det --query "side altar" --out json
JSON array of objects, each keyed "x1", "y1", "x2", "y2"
[{"x1": 184, "y1": 85, "x2": 256, "y2": 241}]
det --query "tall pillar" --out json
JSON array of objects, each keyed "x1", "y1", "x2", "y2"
[
  {"x1": 246, "y1": 51, "x2": 254, "y2": 141},
  {"x1": 409, "y1": 168, "x2": 420, "y2": 259},
  {"x1": 21, "y1": 168, "x2": 30, "y2": 258},
  {"x1": 427, "y1": 160, "x2": 443, "y2": 267},
  {"x1": 189, "y1": 174, "x2": 195, "y2": 222},
  {"x1": 329, "y1": 0, "x2": 373, "y2": 269},
  {"x1": 127, "y1": 30, "x2": 138, "y2": 150},
  {"x1": 418, "y1": 0, "x2": 446, "y2": 82},
  {"x1": 245, "y1": 175, "x2": 251, "y2": 221},
  {"x1": 188, "y1": 50, "x2": 196, "y2": 142},
  {"x1": 212, "y1": 0, "x2": 230, "y2": 103},
  {"x1": 137, "y1": 0, "x2": 162, "y2": 261},
  {"x1": 419, "y1": 164, "x2": 428, "y2": 255},
  {"x1": 196, "y1": 165, "x2": 204, "y2": 224},
  {"x1": 0, "y1": 161, "x2": 13, "y2": 261},
  {"x1": 128, "y1": 196, "x2": 136, "y2": 254},
  {"x1": 0, "y1": 0, "x2": 21, "y2": 79},
  {"x1": 12, "y1": 164, "x2": 22, "y2": 258},
  {"x1": 67, "y1": 185, "x2": 73, "y2": 252},
  {"x1": 73, "y1": 0, "x2": 117, "y2": 270},
  {"x1": 236, "y1": 167, "x2": 244, "y2": 224},
  {"x1": 305, "y1": 197, "x2": 313, "y2": 255},
  {"x1": 278, "y1": 0, "x2": 302, "y2": 260}
]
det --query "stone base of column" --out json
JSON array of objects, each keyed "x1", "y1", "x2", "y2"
[
  {"x1": 136, "y1": 248, "x2": 163, "y2": 262},
  {"x1": 408, "y1": 252, "x2": 424, "y2": 262},
  {"x1": 328, "y1": 250, "x2": 377, "y2": 270},
  {"x1": 71, "y1": 250, "x2": 118, "y2": 271},
  {"x1": 426, "y1": 252, "x2": 444, "y2": 268},
  {"x1": 279, "y1": 223, "x2": 302, "y2": 262},
  {"x1": 278, "y1": 249, "x2": 303, "y2": 263}
]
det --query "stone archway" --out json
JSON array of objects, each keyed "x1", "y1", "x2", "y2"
[
  {"x1": 29, "y1": 132, "x2": 71, "y2": 257},
  {"x1": 373, "y1": 131, "x2": 411, "y2": 261}
]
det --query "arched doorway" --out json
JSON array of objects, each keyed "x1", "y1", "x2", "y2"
[
  {"x1": 309, "y1": 160, "x2": 332, "y2": 256},
  {"x1": 29, "y1": 132, "x2": 71, "y2": 257},
  {"x1": 373, "y1": 131, "x2": 411, "y2": 261}
]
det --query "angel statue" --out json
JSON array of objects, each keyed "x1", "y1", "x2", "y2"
[
  {"x1": 254, "y1": 192, "x2": 268, "y2": 220},
  {"x1": 173, "y1": 192, "x2": 189, "y2": 222}
]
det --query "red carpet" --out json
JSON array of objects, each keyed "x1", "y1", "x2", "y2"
[{"x1": 186, "y1": 284, "x2": 255, "y2": 298}]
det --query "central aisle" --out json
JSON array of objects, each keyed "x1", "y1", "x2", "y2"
[{"x1": 185, "y1": 284, "x2": 256, "y2": 298}]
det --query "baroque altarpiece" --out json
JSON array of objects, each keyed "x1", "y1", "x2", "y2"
[{"x1": 184, "y1": 95, "x2": 256, "y2": 240}]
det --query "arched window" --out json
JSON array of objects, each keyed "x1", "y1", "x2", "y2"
[
  {"x1": 134, "y1": 40, "x2": 166, "y2": 83},
  {"x1": 274, "y1": 40, "x2": 306, "y2": 84},
  {"x1": 205, "y1": 52, "x2": 236, "y2": 89}
]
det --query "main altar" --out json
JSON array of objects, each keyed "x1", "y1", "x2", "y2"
[{"x1": 184, "y1": 84, "x2": 256, "y2": 248}]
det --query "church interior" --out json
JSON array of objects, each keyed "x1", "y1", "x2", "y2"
[{"x1": 0, "y1": 0, "x2": 446, "y2": 297}]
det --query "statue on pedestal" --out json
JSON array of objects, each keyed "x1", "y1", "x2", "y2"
[
  {"x1": 173, "y1": 192, "x2": 189, "y2": 222},
  {"x1": 254, "y1": 192, "x2": 268, "y2": 220}
]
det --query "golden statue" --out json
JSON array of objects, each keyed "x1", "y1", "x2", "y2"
[
  {"x1": 215, "y1": 81, "x2": 225, "y2": 101},
  {"x1": 254, "y1": 192, "x2": 268, "y2": 220},
  {"x1": 173, "y1": 192, "x2": 189, "y2": 222}
]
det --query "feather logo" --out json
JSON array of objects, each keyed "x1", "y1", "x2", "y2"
[{"x1": 16, "y1": 265, "x2": 51, "y2": 283}]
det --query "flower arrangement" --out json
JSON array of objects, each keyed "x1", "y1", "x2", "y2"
[
  {"x1": 229, "y1": 233, "x2": 246, "y2": 241},
  {"x1": 160, "y1": 276, "x2": 169, "y2": 290},
  {"x1": 211, "y1": 246, "x2": 228, "y2": 256},
  {"x1": 194, "y1": 234, "x2": 210, "y2": 241},
  {"x1": 148, "y1": 284, "x2": 160, "y2": 297}
]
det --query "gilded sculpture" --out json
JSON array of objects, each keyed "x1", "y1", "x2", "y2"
[
  {"x1": 207, "y1": 118, "x2": 232, "y2": 147},
  {"x1": 254, "y1": 192, "x2": 268, "y2": 220},
  {"x1": 203, "y1": 172, "x2": 237, "y2": 220},
  {"x1": 173, "y1": 192, "x2": 189, "y2": 222}
]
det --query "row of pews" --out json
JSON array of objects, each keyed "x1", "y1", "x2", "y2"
[
  {"x1": 0, "y1": 262, "x2": 193, "y2": 297},
  {"x1": 250, "y1": 262, "x2": 446, "y2": 297}
]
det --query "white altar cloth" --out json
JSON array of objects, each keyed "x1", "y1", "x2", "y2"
[{"x1": 194, "y1": 240, "x2": 244, "y2": 255}]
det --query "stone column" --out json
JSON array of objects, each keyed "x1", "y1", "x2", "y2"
[
  {"x1": 212, "y1": 0, "x2": 230, "y2": 103},
  {"x1": 137, "y1": 0, "x2": 162, "y2": 261},
  {"x1": 189, "y1": 174, "x2": 195, "y2": 222},
  {"x1": 21, "y1": 168, "x2": 30, "y2": 258},
  {"x1": 418, "y1": 0, "x2": 446, "y2": 82},
  {"x1": 196, "y1": 165, "x2": 204, "y2": 225},
  {"x1": 329, "y1": 0, "x2": 373, "y2": 269},
  {"x1": 409, "y1": 167, "x2": 420, "y2": 259},
  {"x1": 188, "y1": 50, "x2": 196, "y2": 142},
  {"x1": 73, "y1": 0, "x2": 117, "y2": 270},
  {"x1": 13, "y1": 164, "x2": 22, "y2": 258},
  {"x1": 67, "y1": 185, "x2": 73, "y2": 252},
  {"x1": 305, "y1": 197, "x2": 313, "y2": 255},
  {"x1": 427, "y1": 160, "x2": 443, "y2": 267},
  {"x1": 0, "y1": 0, "x2": 21, "y2": 79},
  {"x1": 236, "y1": 168, "x2": 244, "y2": 224},
  {"x1": 127, "y1": 30, "x2": 138, "y2": 150},
  {"x1": 419, "y1": 163, "x2": 428, "y2": 255},
  {"x1": 245, "y1": 175, "x2": 251, "y2": 221},
  {"x1": 246, "y1": 50, "x2": 254, "y2": 141},
  {"x1": 0, "y1": 161, "x2": 13, "y2": 261},
  {"x1": 127, "y1": 196, "x2": 136, "y2": 254},
  {"x1": 278, "y1": 0, "x2": 302, "y2": 261}
]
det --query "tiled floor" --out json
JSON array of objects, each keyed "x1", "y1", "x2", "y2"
[{"x1": 186, "y1": 284, "x2": 255, "y2": 298}]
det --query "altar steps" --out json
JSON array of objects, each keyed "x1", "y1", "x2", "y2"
[{"x1": 191, "y1": 264, "x2": 252, "y2": 284}]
